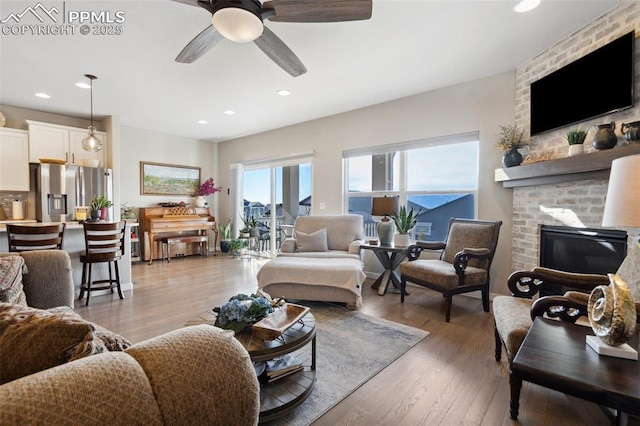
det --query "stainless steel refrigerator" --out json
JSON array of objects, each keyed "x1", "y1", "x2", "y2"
[{"x1": 31, "y1": 163, "x2": 114, "y2": 222}]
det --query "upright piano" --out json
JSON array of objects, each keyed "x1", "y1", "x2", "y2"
[{"x1": 138, "y1": 206, "x2": 217, "y2": 264}]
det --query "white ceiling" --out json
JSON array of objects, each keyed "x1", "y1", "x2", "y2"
[{"x1": 0, "y1": 0, "x2": 620, "y2": 142}]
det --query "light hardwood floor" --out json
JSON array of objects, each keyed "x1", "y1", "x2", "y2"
[{"x1": 75, "y1": 255, "x2": 609, "y2": 426}]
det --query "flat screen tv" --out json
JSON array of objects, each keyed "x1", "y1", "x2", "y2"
[{"x1": 530, "y1": 31, "x2": 635, "y2": 136}]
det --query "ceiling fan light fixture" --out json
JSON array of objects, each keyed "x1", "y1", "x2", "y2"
[
  {"x1": 81, "y1": 74, "x2": 103, "y2": 152},
  {"x1": 513, "y1": 0, "x2": 540, "y2": 13},
  {"x1": 212, "y1": 7, "x2": 263, "y2": 43}
]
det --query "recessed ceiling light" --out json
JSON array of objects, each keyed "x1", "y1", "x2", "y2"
[
  {"x1": 197, "y1": 120, "x2": 208, "y2": 125},
  {"x1": 277, "y1": 90, "x2": 291, "y2": 96},
  {"x1": 34, "y1": 92, "x2": 51, "y2": 99},
  {"x1": 513, "y1": 0, "x2": 540, "y2": 13},
  {"x1": 224, "y1": 110, "x2": 235, "y2": 115},
  {"x1": 75, "y1": 82, "x2": 91, "y2": 89}
]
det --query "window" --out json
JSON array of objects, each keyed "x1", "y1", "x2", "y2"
[{"x1": 344, "y1": 132, "x2": 478, "y2": 241}]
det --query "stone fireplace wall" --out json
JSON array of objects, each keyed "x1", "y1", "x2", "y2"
[{"x1": 511, "y1": 3, "x2": 640, "y2": 271}]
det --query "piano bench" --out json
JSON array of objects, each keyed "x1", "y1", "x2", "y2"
[{"x1": 161, "y1": 235, "x2": 209, "y2": 262}]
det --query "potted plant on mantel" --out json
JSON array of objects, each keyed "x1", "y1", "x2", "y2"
[
  {"x1": 566, "y1": 128, "x2": 588, "y2": 156},
  {"x1": 497, "y1": 124, "x2": 529, "y2": 168},
  {"x1": 391, "y1": 205, "x2": 422, "y2": 247}
]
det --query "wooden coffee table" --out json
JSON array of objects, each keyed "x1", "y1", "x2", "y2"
[
  {"x1": 510, "y1": 317, "x2": 640, "y2": 421},
  {"x1": 185, "y1": 309, "x2": 316, "y2": 423}
]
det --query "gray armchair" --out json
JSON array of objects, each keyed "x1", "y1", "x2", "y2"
[{"x1": 400, "y1": 218, "x2": 502, "y2": 322}]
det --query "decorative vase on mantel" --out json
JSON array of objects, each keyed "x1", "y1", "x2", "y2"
[
  {"x1": 195, "y1": 196, "x2": 206, "y2": 208},
  {"x1": 592, "y1": 121, "x2": 617, "y2": 150},
  {"x1": 502, "y1": 147, "x2": 523, "y2": 168}
]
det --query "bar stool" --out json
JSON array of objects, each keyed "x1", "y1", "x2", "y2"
[
  {"x1": 6, "y1": 223, "x2": 66, "y2": 252},
  {"x1": 78, "y1": 221, "x2": 126, "y2": 306}
]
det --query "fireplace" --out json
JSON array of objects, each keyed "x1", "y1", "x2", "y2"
[{"x1": 539, "y1": 225, "x2": 627, "y2": 275}]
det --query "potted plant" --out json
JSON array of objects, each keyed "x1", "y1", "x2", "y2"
[
  {"x1": 241, "y1": 214, "x2": 258, "y2": 238},
  {"x1": 218, "y1": 219, "x2": 232, "y2": 253},
  {"x1": 565, "y1": 128, "x2": 588, "y2": 156},
  {"x1": 227, "y1": 238, "x2": 247, "y2": 257},
  {"x1": 391, "y1": 205, "x2": 422, "y2": 247},
  {"x1": 497, "y1": 124, "x2": 528, "y2": 168},
  {"x1": 90, "y1": 195, "x2": 112, "y2": 221}
]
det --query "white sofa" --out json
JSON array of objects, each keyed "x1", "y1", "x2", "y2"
[
  {"x1": 279, "y1": 214, "x2": 365, "y2": 259},
  {"x1": 259, "y1": 215, "x2": 366, "y2": 308}
]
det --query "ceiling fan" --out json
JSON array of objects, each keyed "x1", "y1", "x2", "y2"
[{"x1": 172, "y1": 0, "x2": 372, "y2": 77}]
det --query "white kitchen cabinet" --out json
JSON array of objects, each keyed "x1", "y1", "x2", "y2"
[
  {"x1": 0, "y1": 128, "x2": 30, "y2": 191},
  {"x1": 27, "y1": 120, "x2": 106, "y2": 166}
]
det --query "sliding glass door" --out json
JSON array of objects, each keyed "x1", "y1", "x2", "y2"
[{"x1": 242, "y1": 161, "x2": 312, "y2": 256}]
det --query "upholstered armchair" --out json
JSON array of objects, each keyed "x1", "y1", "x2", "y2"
[
  {"x1": 493, "y1": 267, "x2": 610, "y2": 364},
  {"x1": 399, "y1": 218, "x2": 502, "y2": 322}
]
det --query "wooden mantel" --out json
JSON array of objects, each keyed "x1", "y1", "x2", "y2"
[{"x1": 494, "y1": 144, "x2": 640, "y2": 188}]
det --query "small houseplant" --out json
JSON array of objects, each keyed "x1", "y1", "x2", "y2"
[
  {"x1": 218, "y1": 219, "x2": 232, "y2": 253},
  {"x1": 227, "y1": 238, "x2": 247, "y2": 257},
  {"x1": 90, "y1": 195, "x2": 112, "y2": 220},
  {"x1": 565, "y1": 128, "x2": 588, "y2": 156},
  {"x1": 497, "y1": 124, "x2": 528, "y2": 167},
  {"x1": 240, "y1": 214, "x2": 258, "y2": 238},
  {"x1": 391, "y1": 205, "x2": 422, "y2": 247}
]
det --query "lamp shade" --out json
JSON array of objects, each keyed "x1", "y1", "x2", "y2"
[
  {"x1": 372, "y1": 196, "x2": 399, "y2": 217},
  {"x1": 602, "y1": 154, "x2": 640, "y2": 227}
]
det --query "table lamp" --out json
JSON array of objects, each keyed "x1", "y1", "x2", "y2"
[
  {"x1": 602, "y1": 154, "x2": 640, "y2": 299},
  {"x1": 591, "y1": 154, "x2": 640, "y2": 358},
  {"x1": 371, "y1": 196, "x2": 399, "y2": 245}
]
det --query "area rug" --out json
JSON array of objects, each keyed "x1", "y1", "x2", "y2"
[{"x1": 265, "y1": 302, "x2": 430, "y2": 426}]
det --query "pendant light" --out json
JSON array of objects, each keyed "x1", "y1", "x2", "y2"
[{"x1": 82, "y1": 74, "x2": 102, "y2": 152}]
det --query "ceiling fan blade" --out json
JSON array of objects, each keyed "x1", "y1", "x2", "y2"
[
  {"x1": 170, "y1": 0, "x2": 201, "y2": 7},
  {"x1": 254, "y1": 27, "x2": 307, "y2": 77},
  {"x1": 175, "y1": 25, "x2": 224, "y2": 64},
  {"x1": 263, "y1": 0, "x2": 372, "y2": 23}
]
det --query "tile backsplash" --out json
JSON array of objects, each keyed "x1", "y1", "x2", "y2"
[{"x1": 0, "y1": 191, "x2": 29, "y2": 220}]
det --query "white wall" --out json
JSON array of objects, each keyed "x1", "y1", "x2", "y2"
[
  {"x1": 119, "y1": 126, "x2": 218, "y2": 216},
  {"x1": 217, "y1": 71, "x2": 516, "y2": 295}
]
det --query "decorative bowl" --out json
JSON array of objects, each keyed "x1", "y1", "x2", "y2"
[{"x1": 252, "y1": 303, "x2": 310, "y2": 341}]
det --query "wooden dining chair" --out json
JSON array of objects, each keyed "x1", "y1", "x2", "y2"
[
  {"x1": 6, "y1": 223, "x2": 66, "y2": 252},
  {"x1": 78, "y1": 221, "x2": 126, "y2": 306}
]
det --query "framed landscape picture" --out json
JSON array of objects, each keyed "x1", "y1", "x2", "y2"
[{"x1": 140, "y1": 162, "x2": 200, "y2": 196}]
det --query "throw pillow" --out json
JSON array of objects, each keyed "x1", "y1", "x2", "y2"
[
  {"x1": 295, "y1": 228, "x2": 329, "y2": 252},
  {"x1": 45, "y1": 306, "x2": 132, "y2": 351},
  {"x1": 0, "y1": 255, "x2": 27, "y2": 307},
  {"x1": 0, "y1": 303, "x2": 107, "y2": 384}
]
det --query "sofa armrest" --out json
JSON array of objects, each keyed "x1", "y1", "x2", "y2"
[
  {"x1": 348, "y1": 239, "x2": 365, "y2": 255},
  {"x1": 280, "y1": 239, "x2": 296, "y2": 253},
  {"x1": 125, "y1": 325, "x2": 260, "y2": 425},
  {"x1": 20, "y1": 250, "x2": 74, "y2": 309}
]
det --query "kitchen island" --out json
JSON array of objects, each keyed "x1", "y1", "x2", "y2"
[{"x1": 0, "y1": 221, "x2": 138, "y2": 299}]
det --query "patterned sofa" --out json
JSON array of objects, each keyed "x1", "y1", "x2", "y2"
[{"x1": 0, "y1": 250, "x2": 260, "y2": 425}]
